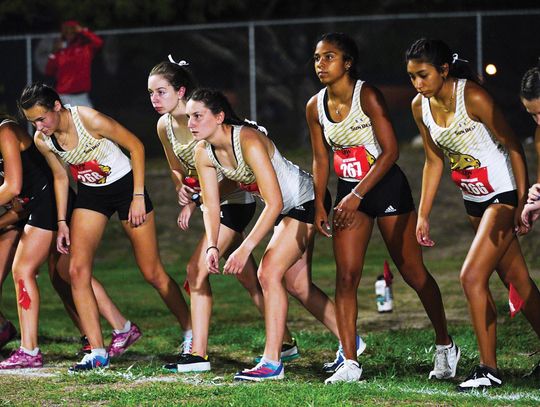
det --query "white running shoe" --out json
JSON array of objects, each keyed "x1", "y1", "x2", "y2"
[
  {"x1": 324, "y1": 359, "x2": 362, "y2": 384},
  {"x1": 323, "y1": 335, "x2": 367, "y2": 373},
  {"x1": 429, "y1": 338, "x2": 460, "y2": 379}
]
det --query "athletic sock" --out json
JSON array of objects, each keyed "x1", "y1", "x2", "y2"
[
  {"x1": 91, "y1": 348, "x2": 108, "y2": 358},
  {"x1": 260, "y1": 356, "x2": 280, "y2": 366},
  {"x1": 21, "y1": 346, "x2": 40, "y2": 356},
  {"x1": 183, "y1": 329, "x2": 193, "y2": 340},
  {"x1": 114, "y1": 320, "x2": 131, "y2": 334}
]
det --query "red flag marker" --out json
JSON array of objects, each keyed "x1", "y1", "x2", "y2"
[
  {"x1": 509, "y1": 283, "x2": 524, "y2": 318},
  {"x1": 383, "y1": 260, "x2": 394, "y2": 285}
]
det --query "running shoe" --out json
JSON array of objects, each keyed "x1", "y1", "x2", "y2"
[
  {"x1": 324, "y1": 359, "x2": 362, "y2": 384},
  {"x1": 79, "y1": 335, "x2": 91, "y2": 355},
  {"x1": 68, "y1": 352, "x2": 110, "y2": 372},
  {"x1": 107, "y1": 323, "x2": 142, "y2": 357},
  {"x1": 323, "y1": 335, "x2": 366, "y2": 373},
  {"x1": 253, "y1": 338, "x2": 300, "y2": 363},
  {"x1": 234, "y1": 359, "x2": 284, "y2": 381},
  {"x1": 0, "y1": 347, "x2": 43, "y2": 369},
  {"x1": 457, "y1": 365, "x2": 502, "y2": 391},
  {"x1": 164, "y1": 353, "x2": 211, "y2": 373},
  {"x1": 0, "y1": 321, "x2": 17, "y2": 350},
  {"x1": 523, "y1": 360, "x2": 540, "y2": 379},
  {"x1": 429, "y1": 338, "x2": 460, "y2": 379}
]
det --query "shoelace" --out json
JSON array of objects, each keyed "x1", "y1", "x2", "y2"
[{"x1": 434, "y1": 348, "x2": 449, "y2": 370}]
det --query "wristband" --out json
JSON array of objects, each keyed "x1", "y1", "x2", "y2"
[
  {"x1": 206, "y1": 245, "x2": 219, "y2": 254},
  {"x1": 133, "y1": 193, "x2": 145, "y2": 197},
  {"x1": 351, "y1": 189, "x2": 364, "y2": 200},
  {"x1": 57, "y1": 219, "x2": 67, "y2": 223}
]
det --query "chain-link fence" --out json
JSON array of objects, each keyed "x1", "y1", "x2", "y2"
[{"x1": 1, "y1": 10, "x2": 538, "y2": 156}]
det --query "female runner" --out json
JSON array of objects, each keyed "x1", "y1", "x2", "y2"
[
  {"x1": 0, "y1": 117, "x2": 136, "y2": 369},
  {"x1": 18, "y1": 83, "x2": 192, "y2": 371},
  {"x1": 189, "y1": 88, "x2": 354, "y2": 381},
  {"x1": 406, "y1": 38, "x2": 540, "y2": 390}
]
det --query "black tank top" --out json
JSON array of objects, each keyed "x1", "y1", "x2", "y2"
[{"x1": 0, "y1": 130, "x2": 52, "y2": 205}]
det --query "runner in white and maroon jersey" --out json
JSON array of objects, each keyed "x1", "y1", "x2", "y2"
[
  {"x1": 407, "y1": 38, "x2": 540, "y2": 391},
  {"x1": 19, "y1": 83, "x2": 192, "y2": 372}
]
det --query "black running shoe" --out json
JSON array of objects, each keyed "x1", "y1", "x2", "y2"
[
  {"x1": 164, "y1": 353, "x2": 211, "y2": 373},
  {"x1": 457, "y1": 365, "x2": 502, "y2": 391}
]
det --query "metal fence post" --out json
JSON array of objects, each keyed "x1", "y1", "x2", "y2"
[
  {"x1": 476, "y1": 12, "x2": 483, "y2": 81},
  {"x1": 248, "y1": 22, "x2": 257, "y2": 121}
]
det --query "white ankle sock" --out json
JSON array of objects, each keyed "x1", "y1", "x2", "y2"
[
  {"x1": 21, "y1": 346, "x2": 39, "y2": 356},
  {"x1": 114, "y1": 320, "x2": 131, "y2": 334},
  {"x1": 91, "y1": 348, "x2": 107, "y2": 357}
]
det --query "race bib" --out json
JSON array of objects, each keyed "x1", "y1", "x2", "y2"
[
  {"x1": 333, "y1": 145, "x2": 371, "y2": 180},
  {"x1": 239, "y1": 182, "x2": 259, "y2": 193},
  {"x1": 70, "y1": 160, "x2": 111, "y2": 184},
  {"x1": 451, "y1": 167, "x2": 494, "y2": 196}
]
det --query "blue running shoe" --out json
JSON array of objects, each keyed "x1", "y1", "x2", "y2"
[
  {"x1": 69, "y1": 352, "x2": 110, "y2": 373},
  {"x1": 323, "y1": 335, "x2": 366, "y2": 373},
  {"x1": 235, "y1": 359, "x2": 284, "y2": 381}
]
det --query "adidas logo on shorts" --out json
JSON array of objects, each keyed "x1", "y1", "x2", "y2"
[
  {"x1": 384, "y1": 205, "x2": 397, "y2": 213},
  {"x1": 493, "y1": 198, "x2": 499, "y2": 203},
  {"x1": 294, "y1": 205, "x2": 305, "y2": 211}
]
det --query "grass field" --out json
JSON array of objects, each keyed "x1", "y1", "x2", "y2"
[{"x1": 1, "y1": 145, "x2": 540, "y2": 405}]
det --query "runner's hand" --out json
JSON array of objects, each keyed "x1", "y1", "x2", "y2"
[
  {"x1": 57, "y1": 222, "x2": 70, "y2": 254},
  {"x1": 177, "y1": 203, "x2": 196, "y2": 230},
  {"x1": 314, "y1": 204, "x2": 331, "y2": 237},
  {"x1": 333, "y1": 193, "x2": 362, "y2": 230},
  {"x1": 128, "y1": 196, "x2": 147, "y2": 227},
  {"x1": 416, "y1": 216, "x2": 435, "y2": 247},
  {"x1": 205, "y1": 246, "x2": 220, "y2": 274},
  {"x1": 223, "y1": 246, "x2": 250, "y2": 275}
]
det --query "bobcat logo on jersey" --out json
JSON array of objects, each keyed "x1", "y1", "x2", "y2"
[{"x1": 437, "y1": 143, "x2": 480, "y2": 170}]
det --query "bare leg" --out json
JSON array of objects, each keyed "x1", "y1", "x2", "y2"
[
  {"x1": 0, "y1": 228, "x2": 21, "y2": 325},
  {"x1": 333, "y1": 212, "x2": 374, "y2": 361},
  {"x1": 122, "y1": 211, "x2": 191, "y2": 331},
  {"x1": 68, "y1": 209, "x2": 109, "y2": 349},
  {"x1": 378, "y1": 212, "x2": 450, "y2": 345},
  {"x1": 259, "y1": 218, "x2": 313, "y2": 361},
  {"x1": 284, "y1": 234, "x2": 339, "y2": 338},
  {"x1": 494, "y1": 239, "x2": 540, "y2": 339},
  {"x1": 461, "y1": 205, "x2": 519, "y2": 369},
  {"x1": 12, "y1": 226, "x2": 55, "y2": 350}
]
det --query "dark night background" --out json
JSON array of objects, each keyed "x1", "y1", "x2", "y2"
[{"x1": 0, "y1": 1, "x2": 538, "y2": 155}]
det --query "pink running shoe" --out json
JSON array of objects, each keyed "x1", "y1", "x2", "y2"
[
  {"x1": 107, "y1": 323, "x2": 142, "y2": 357},
  {"x1": 0, "y1": 348, "x2": 43, "y2": 369},
  {"x1": 0, "y1": 321, "x2": 17, "y2": 350}
]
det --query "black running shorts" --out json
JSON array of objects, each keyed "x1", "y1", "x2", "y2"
[
  {"x1": 220, "y1": 202, "x2": 256, "y2": 233},
  {"x1": 275, "y1": 189, "x2": 332, "y2": 226},
  {"x1": 335, "y1": 164, "x2": 415, "y2": 219},
  {"x1": 75, "y1": 172, "x2": 153, "y2": 220},
  {"x1": 26, "y1": 184, "x2": 75, "y2": 231},
  {"x1": 463, "y1": 190, "x2": 518, "y2": 217}
]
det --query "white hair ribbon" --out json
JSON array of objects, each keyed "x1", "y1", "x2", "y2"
[
  {"x1": 452, "y1": 53, "x2": 469, "y2": 64},
  {"x1": 244, "y1": 119, "x2": 268, "y2": 135},
  {"x1": 168, "y1": 54, "x2": 189, "y2": 66}
]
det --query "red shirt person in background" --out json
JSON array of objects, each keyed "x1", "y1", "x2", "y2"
[{"x1": 45, "y1": 21, "x2": 103, "y2": 108}]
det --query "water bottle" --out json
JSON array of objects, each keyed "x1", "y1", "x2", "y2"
[{"x1": 375, "y1": 275, "x2": 393, "y2": 313}]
